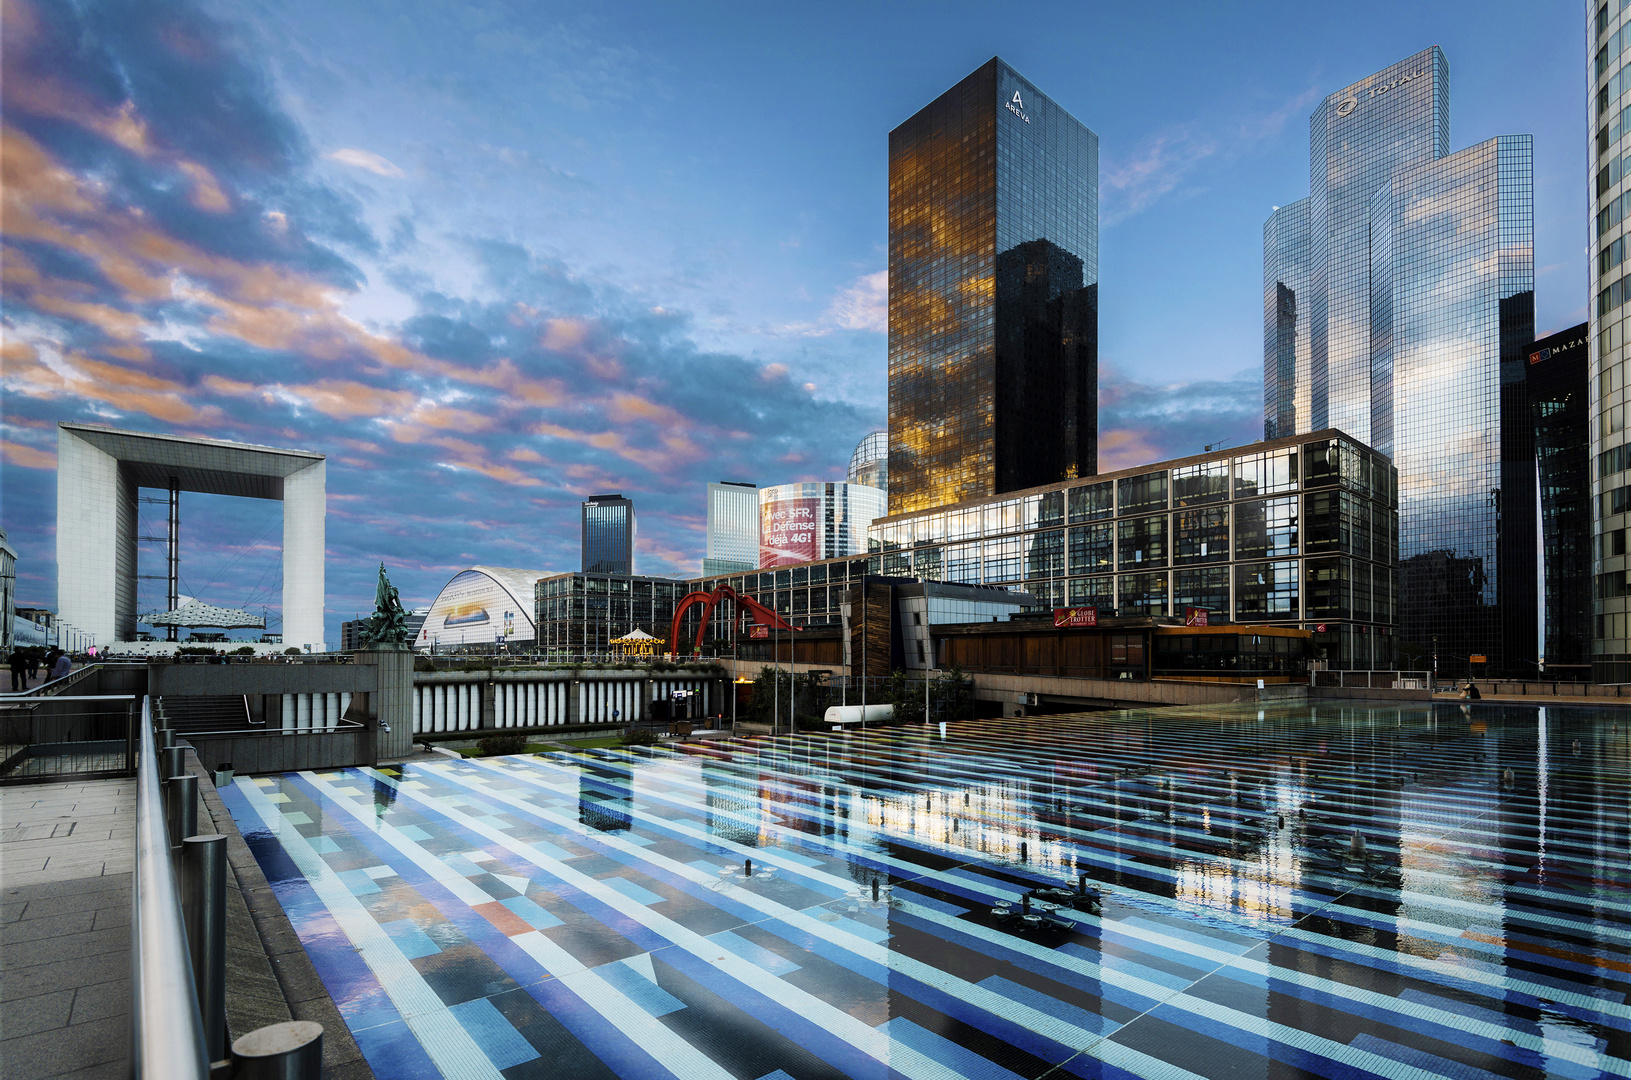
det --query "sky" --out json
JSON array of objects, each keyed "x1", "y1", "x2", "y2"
[{"x1": 0, "y1": 0, "x2": 1585, "y2": 643}]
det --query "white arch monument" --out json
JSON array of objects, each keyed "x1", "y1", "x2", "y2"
[{"x1": 56, "y1": 423, "x2": 326, "y2": 649}]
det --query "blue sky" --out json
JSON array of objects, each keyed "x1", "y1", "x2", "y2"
[{"x1": 0, "y1": 0, "x2": 1584, "y2": 641}]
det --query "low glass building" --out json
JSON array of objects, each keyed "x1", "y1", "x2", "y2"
[
  {"x1": 533, "y1": 573, "x2": 688, "y2": 655},
  {"x1": 866, "y1": 429, "x2": 1398, "y2": 670}
]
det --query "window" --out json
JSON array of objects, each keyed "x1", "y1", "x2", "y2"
[
  {"x1": 1235, "y1": 561, "x2": 1299, "y2": 618},
  {"x1": 1025, "y1": 529, "x2": 1065, "y2": 579},
  {"x1": 983, "y1": 536, "x2": 1021, "y2": 583},
  {"x1": 1172, "y1": 460, "x2": 1230, "y2": 507},
  {"x1": 1172, "y1": 507, "x2": 1229, "y2": 564},
  {"x1": 1234, "y1": 497, "x2": 1298, "y2": 560},
  {"x1": 1172, "y1": 567, "x2": 1229, "y2": 616},
  {"x1": 1235, "y1": 449, "x2": 1298, "y2": 498},
  {"x1": 1117, "y1": 515, "x2": 1167, "y2": 569},
  {"x1": 1117, "y1": 472, "x2": 1167, "y2": 515},
  {"x1": 1068, "y1": 522, "x2": 1113, "y2": 574},
  {"x1": 1117, "y1": 572, "x2": 1167, "y2": 616},
  {"x1": 1068, "y1": 575, "x2": 1114, "y2": 608},
  {"x1": 1067, "y1": 481, "x2": 1113, "y2": 522},
  {"x1": 1304, "y1": 558, "x2": 1350, "y2": 619}
]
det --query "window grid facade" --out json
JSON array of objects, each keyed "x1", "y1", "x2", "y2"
[
  {"x1": 704, "y1": 482, "x2": 759, "y2": 576},
  {"x1": 1594, "y1": 0, "x2": 1631, "y2": 681},
  {"x1": 867, "y1": 431, "x2": 1399, "y2": 669},
  {"x1": 581, "y1": 495, "x2": 634, "y2": 576}
]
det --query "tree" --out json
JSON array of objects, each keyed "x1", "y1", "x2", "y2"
[
  {"x1": 887, "y1": 669, "x2": 925, "y2": 725},
  {"x1": 933, "y1": 666, "x2": 974, "y2": 723}
]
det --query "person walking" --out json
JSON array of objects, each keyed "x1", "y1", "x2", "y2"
[
  {"x1": 8, "y1": 646, "x2": 27, "y2": 692},
  {"x1": 48, "y1": 649, "x2": 71, "y2": 681}
]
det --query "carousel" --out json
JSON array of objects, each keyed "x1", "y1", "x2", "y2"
[{"x1": 609, "y1": 628, "x2": 664, "y2": 658}]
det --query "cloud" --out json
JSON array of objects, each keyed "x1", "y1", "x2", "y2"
[
  {"x1": 826, "y1": 270, "x2": 886, "y2": 332},
  {"x1": 0, "y1": 0, "x2": 877, "y2": 636},
  {"x1": 1101, "y1": 86, "x2": 1320, "y2": 226},
  {"x1": 1097, "y1": 363, "x2": 1262, "y2": 468},
  {"x1": 328, "y1": 148, "x2": 405, "y2": 178}
]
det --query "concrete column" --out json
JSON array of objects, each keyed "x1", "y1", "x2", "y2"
[
  {"x1": 358, "y1": 646, "x2": 414, "y2": 760},
  {"x1": 281, "y1": 459, "x2": 326, "y2": 651},
  {"x1": 568, "y1": 677, "x2": 582, "y2": 725},
  {"x1": 483, "y1": 680, "x2": 498, "y2": 731}
]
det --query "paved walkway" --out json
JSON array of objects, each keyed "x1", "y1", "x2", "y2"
[{"x1": 0, "y1": 779, "x2": 134, "y2": 1080}]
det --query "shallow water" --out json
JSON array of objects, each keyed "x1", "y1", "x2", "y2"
[{"x1": 224, "y1": 702, "x2": 1631, "y2": 1079}]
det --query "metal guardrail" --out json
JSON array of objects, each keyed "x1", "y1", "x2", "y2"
[
  {"x1": 132, "y1": 697, "x2": 211, "y2": 1079},
  {"x1": 0, "y1": 694, "x2": 137, "y2": 783}
]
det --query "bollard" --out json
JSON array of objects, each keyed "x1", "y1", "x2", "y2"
[
  {"x1": 182, "y1": 834, "x2": 228, "y2": 1063},
  {"x1": 161, "y1": 727, "x2": 177, "y2": 751},
  {"x1": 162, "y1": 746, "x2": 186, "y2": 785},
  {"x1": 166, "y1": 773, "x2": 198, "y2": 850},
  {"x1": 232, "y1": 1021, "x2": 324, "y2": 1080}
]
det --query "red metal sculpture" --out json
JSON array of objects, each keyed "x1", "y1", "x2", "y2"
[{"x1": 669, "y1": 585, "x2": 797, "y2": 656}]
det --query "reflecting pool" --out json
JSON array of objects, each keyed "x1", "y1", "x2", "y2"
[{"x1": 223, "y1": 702, "x2": 1631, "y2": 1079}]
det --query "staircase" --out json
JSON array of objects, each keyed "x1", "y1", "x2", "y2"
[{"x1": 154, "y1": 695, "x2": 252, "y2": 734}]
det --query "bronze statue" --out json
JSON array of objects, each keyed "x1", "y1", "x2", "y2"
[{"x1": 358, "y1": 563, "x2": 410, "y2": 647}]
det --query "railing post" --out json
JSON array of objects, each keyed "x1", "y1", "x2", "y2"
[
  {"x1": 162, "y1": 745, "x2": 186, "y2": 783},
  {"x1": 166, "y1": 773, "x2": 198, "y2": 850},
  {"x1": 232, "y1": 1020, "x2": 323, "y2": 1079},
  {"x1": 181, "y1": 834, "x2": 228, "y2": 1063}
]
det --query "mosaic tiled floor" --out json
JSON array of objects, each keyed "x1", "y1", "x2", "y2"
[{"x1": 222, "y1": 702, "x2": 1631, "y2": 1079}]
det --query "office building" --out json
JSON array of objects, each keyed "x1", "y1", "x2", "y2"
[
  {"x1": 0, "y1": 529, "x2": 13, "y2": 652},
  {"x1": 1593, "y1": 6, "x2": 1631, "y2": 681},
  {"x1": 704, "y1": 481, "x2": 759, "y2": 576},
  {"x1": 533, "y1": 573, "x2": 690, "y2": 654},
  {"x1": 581, "y1": 494, "x2": 635, "y2": 575},
  {"x1": 868, "y1": 431, "x2": 1398, "y2": 670},
  {"x1": 1530, "y1": 323, "x2": 1591, "y2": 677},
  {"x1": 759, "y1": 482, "x2": 887, "y2": 568},
  {"x1": 848, "y1": 431, "x2": 888, "y2": 492},
  {"x1": 1264, "y1": 48, "x2": 1536, "y2": 676},
  {"x1": 888, "y1": 57, "x2": 1098, "y2": 516}
]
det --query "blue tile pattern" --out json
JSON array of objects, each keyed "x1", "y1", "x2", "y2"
[{"x1": 222, "y1": 703, "x2": 1631, "y2": 1079}]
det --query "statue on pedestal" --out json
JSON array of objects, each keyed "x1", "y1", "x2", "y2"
[{"x1": 358, "y1": 563, "x2": 410, "y2": 648}]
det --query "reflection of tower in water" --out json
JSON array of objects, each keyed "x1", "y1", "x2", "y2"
[
  {"x1": 703, "y1": 761, "x2": 759, "y2": 847},
  {"x1": 577, "y1": 759, "x2": 632, "y2": 832}
]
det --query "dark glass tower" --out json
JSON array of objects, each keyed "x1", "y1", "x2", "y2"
[
  {"x1": 1264, "y1": 47, "x2": 1537, "y2": 676},
  {"x1": 888, "y1": 57, "x2": 1098, "y2": 516},
  {"x1": 581, "y1": 494, "x2": 635, "y2": 575},
  {"x1": 1528, "y1": 323, "x2": 1591, "y2": 676}
]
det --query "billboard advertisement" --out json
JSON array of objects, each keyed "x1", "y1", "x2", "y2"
[
  {"x1": 1053, "y1": 607, "x2": 1097, "y2": 628},
  {"x1": 761, "y1": 495, "x2": 820, "y2": 567},
  {"x1": 420, "y1": 570, "x2": 529, "y2": 648}
]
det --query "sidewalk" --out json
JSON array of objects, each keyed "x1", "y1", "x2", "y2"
[{"x1": 0, "y1": 778, "x2": 134, "y2": 1080}]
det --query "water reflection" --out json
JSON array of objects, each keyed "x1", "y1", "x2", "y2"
[{"x1": 228, "y1": 702, "x2": 1631, "y2": 1080}]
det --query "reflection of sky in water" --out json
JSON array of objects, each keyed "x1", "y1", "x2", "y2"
[{"x1": 226, "y1": 702, "x2": 1631, "y2": 1080}]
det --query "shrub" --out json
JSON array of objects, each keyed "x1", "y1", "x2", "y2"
[
  {"x1": 622, "y1": 727, "x2": 658, "y2": 747},
  {"x1": 476, "y1": 734, "x2": 527, "y2": 757},
  {"x1": 178, "y1": 646, "x2": 219, "y2": 656},
  {"x1": 283, "y1": 647, "x2": 303, "y2": 656},
  {"x1": 232, "y1": 646, "x2": 256, "y2": 656},
  {"x1": 413, "y1": 656, "x2": 438, "y2": 672}
]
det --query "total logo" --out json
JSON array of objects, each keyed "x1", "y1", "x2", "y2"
[
  {"x1": 1335, "y1": 68, "x2": 1426, "y2": 119},
  {"x1": 1005, "y1": 90, "x2": 1030, "y2": 124}
]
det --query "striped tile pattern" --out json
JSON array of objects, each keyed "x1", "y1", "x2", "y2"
[{"x1": 222, "y1": 703, "x2": 1631, "y2": 1079}]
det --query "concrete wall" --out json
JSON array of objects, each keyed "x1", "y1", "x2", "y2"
[
  {"x1": 409, "y1": 667, "x2": 727, "y2": 734},
  {"x1": 970, "y1": 671, "x2": 1305, "y2": 713}
]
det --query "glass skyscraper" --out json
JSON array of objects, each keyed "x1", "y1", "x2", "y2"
[
  {"x1": 703, "y1": 481, "x2": 758, "y2": 576},
  {"x1": 1529, "y1": 323, "x2": 1591, "y2": 677},
  {"x1": 581, "y1": 494, "x2": 635, "y2": 576},
  {"x1": 1593, "y1": 3, "x2": 1631, "y2": 682},
  {"x1": 1265, "y1": 47, "x2": 1536, "y2": 677},
  {"x1": 888, "y1": 57, "x2": 1098, "y2": 516}
]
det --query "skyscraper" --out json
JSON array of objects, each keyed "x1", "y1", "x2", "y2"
[
  {"x1": 848, "y1": 431, "x2": 888, "y2": 492},
  {"x1": 581, "y1": 494, "x2": 634, "y2": 576},
  {"x1": 1529, "y1": 323, "x2": 1591, "y2": 678},
  {"x1": 1592, "y1": 4, "x2": 1631, "y2": 682},
  {"x1": 888, "y1": 57, "x2": 1098, "y2": 516},
  {"x1": 1264, "y1": 47, "x2": 1536, "y2": 676},
  {"x1": 704, "y1": 481, "x2": 759, "y2": 576}
]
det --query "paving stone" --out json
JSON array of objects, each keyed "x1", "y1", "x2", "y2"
[
  {"x1": 0, "y1": 1014, "x2": 126, "y2": 1077},
  {"x1": 0, "y1": 951, "x2": 126, "y2": 1002},
  {"x1": 0, "y1": 910, "x2": 92, "y2": 944},
  {"x1": 0, "y1": 926, "x2": 127, "y2": 971},
  {"x1": 66, "y1": 981, "x2": 129, "y2": 1026},
  {"x1": 0, "y1": 989, "x2": 73, "y2": 1038}
]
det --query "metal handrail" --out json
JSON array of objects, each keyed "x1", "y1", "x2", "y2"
[{"x1": 131, "y1": 696, "x2": 210, "y2": 1079}]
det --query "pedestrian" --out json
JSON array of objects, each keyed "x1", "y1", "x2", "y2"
[
  {"x1": 8, "y1": 646, "x2": 27, "y2": 692},
  {"x1": 27, "y1": 648, "x2": 41, "y2": 680},
  {"x1": 49, "y1": 648, "x2": 71, "y2": 681}
]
